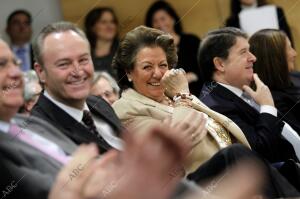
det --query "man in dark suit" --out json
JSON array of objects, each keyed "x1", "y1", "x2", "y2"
[
  {"x1": 0, "y1": 34, "x2": 298, "y2": 198},
  {"x1": 30, "y1": 22, "x2": 123, "y2": 153},
  {"x1": 198, "y1": 27, "x2": 298, "y2": 163},
  {"x1": 0, "y1": 37, "x2": 78, "y2": 198},
  {"x1": 6, "y1": 9, "x2": 34, "y2": 71}
]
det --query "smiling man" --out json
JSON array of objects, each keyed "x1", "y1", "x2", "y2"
[
  {"x1": 31, "y1": 22, "x2": 123, "y2": 153},
  {"x1": 199, "y1": 27, "x2": 298, "y2": 163}
]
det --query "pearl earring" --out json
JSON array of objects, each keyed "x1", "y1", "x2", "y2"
[{"x1": 128, "y1": 77, "x2": 132, "y2": 82}]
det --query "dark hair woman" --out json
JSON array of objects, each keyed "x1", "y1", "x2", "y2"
[
  {"x1": 249, "y1": 29, "x2": 300, "y2": 135},
  {"x1": 84, "y1": 7, "x2": 119, "y2": 77},
  {"x1": 145, "y1": 1, "x2": 203, "y2": 96}
]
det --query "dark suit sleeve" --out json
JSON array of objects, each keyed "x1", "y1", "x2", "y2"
[
  {"x1": 277, "y1": 7, "x2": 294, "y2": 46},
  {"x1": 212, "y1": 104, "x2": 295, "y2": 162},
  {"x1": 0, "y1": 155, "x2": 53, "y2": 199}
]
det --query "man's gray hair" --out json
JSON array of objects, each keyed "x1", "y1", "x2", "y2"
[{"x1": 32, "y1": 21, "x2": 90, "y2": 66}]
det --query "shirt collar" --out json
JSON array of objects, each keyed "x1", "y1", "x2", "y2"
[
  {"x1": 0, "y1": 120, "x2": 10, "y2": 133},
  {"x1": 44, "y1": 91, "x2": 89, "y2": 122},
  {"x1": 218, "y1": 82, "x2": 243, "y2": 98},
  {"x1": 12, "y1": 43, "x2": 30, "y2": 51}
]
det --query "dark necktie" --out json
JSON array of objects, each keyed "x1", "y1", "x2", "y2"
[{"x1": 82, "y1": 110, "x2": 111, "y2": 153}]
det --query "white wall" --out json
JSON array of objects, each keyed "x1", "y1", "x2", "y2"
[{"x1": 0, "y1": 0, "x2": 63, "y2": 44}]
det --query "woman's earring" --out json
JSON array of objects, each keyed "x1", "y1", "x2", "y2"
[{"x1": 128, "y1": 77, "x2": 132, "y2": 82}]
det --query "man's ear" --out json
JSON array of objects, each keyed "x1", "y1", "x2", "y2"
[
  {"x1": 213, "y1": 57, "x2": 225, "y2": 72},
  {"x1": 34, "y1": 62, "x2": 46, "y2": 84}
]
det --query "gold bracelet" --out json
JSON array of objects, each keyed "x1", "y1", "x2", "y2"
[
  {"x1": 173, "y1": 93, "x2": 193, "y2": 102},
  {"x1": 174, "y1": 99, "x2": 193, "y2": 108}
]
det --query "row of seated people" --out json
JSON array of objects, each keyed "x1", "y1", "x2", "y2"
[
  {"x1": 112, "y1": 26, "x2": 300, "y2": 188},
  {"x1": 0, "y1": 21, "x2": 299, "y2": 198},
  {"x1": 0, "y1": 23, "x2": 263, "y2": 199},
  {"x1": 6, "y1": 0, "x2": 202, "y2": 96}
]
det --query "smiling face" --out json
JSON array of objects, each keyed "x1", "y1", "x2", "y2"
[
  {"x1": 0, "y1": 40, "x2": 24, "y2": 121},
  {"x1": 218, "y1": 37, "x2": 257, "y2": 89},
  {"x1": 93, "y1": 11, "x2": 117, "y2": 41},
  {"x1": 35, "y1": 30, "x2": 94, "y2": 109},
  {"x1": 285, "y1": 37, "x2": 297, "y2": 72},
  {"x1": 152, "y1": 10, "x2": 175, "y2": 34},
  {"x1": 128, "y1": 47, "x2": 169, "y2": 102}
]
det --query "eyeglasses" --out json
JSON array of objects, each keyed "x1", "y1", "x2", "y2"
[{"x1": 0, "y1": 58, "x2": 22, "y2": 69}]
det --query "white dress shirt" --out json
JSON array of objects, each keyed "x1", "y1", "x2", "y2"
[{"x1": 44, "y1": 91, "x2": 124, "y2": 150}]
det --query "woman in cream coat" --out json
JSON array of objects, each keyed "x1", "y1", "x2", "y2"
[{"x1": 112, "y1": 26, "x2": 250, "y2": 173}]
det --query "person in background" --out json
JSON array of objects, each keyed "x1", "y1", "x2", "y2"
[
  {"x1": 249, "y1": 29, "x2": 300, "y2": 189},
  {"x1": 145, "y1": 0, "x2": 203, "y2": 96},
  {"x1": 6, "y1": 9, "x2": 34, "y2": 71},
  {"x1": 249, "y1": 29, "x2": 299, "y2": 130},
  {"x1": 18, "y1": 70, "x2": 42, "y2": 115},
  {"x1": 84, "y1": 7, "x2": 119, "y2": 77},
  {"x1": 91, "y1": 71, "x2": 120, "y2": 105},
  {"x1": 225, "y1": 0, "x2": 293, "y2": 45}
]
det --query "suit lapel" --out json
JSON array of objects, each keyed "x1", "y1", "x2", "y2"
[
  {"x1": 87, "y1": 95, "x2": 123, "y2": 135},
  {"x1": 35, "y1": 95, "x2": 98, "y2": 146},
  {"x1": 214, "y1": 85, "x2": 259, "y2": 120}
]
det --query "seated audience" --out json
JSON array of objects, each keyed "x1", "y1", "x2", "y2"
[
  {"x1": 0, "y1": 28, "x2": 298, "y2": 199},
  {"x1": 0, "y1": 35, "x2": 194, "y2": 199},
  {"x1": 90, "y1": 71, "x2": 120, "y2": 105},
  {"x1": 198, "y1": 28, "x2": 300, "y2": 191},
  {"x1": 6, "y1": 9, "x2": 34, "y2": 71},
  {"x1": 145, "y1": 0, "x2": 203, "y2": 96},
  {"x1": 112, "y1": 25, "x2": 253, "y2": 173},
  {"x1": 18, "y1": 70, "x2": 42, "y2": 115},
  {"x1": 84, "y1": 7, "x2": 119, "y2": 77},
  {"x1": 0, "y1": 36, "x2": 77, "y2": 199},
  {"x1": 249, "y1": 29, "x2": 300, "y2": 135},
  {"x1": 112, "y1": 26, "x2": 300, "y2": 196},
  {"x1": 225, "y1": 0, "x2": 293, "y2": 44},
  {"x1": 31, "y1": 22, "x2": 123, "y2": 153},
  {"x1": 199, "y1": 27, "x2": 298, "y2": 163}
]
